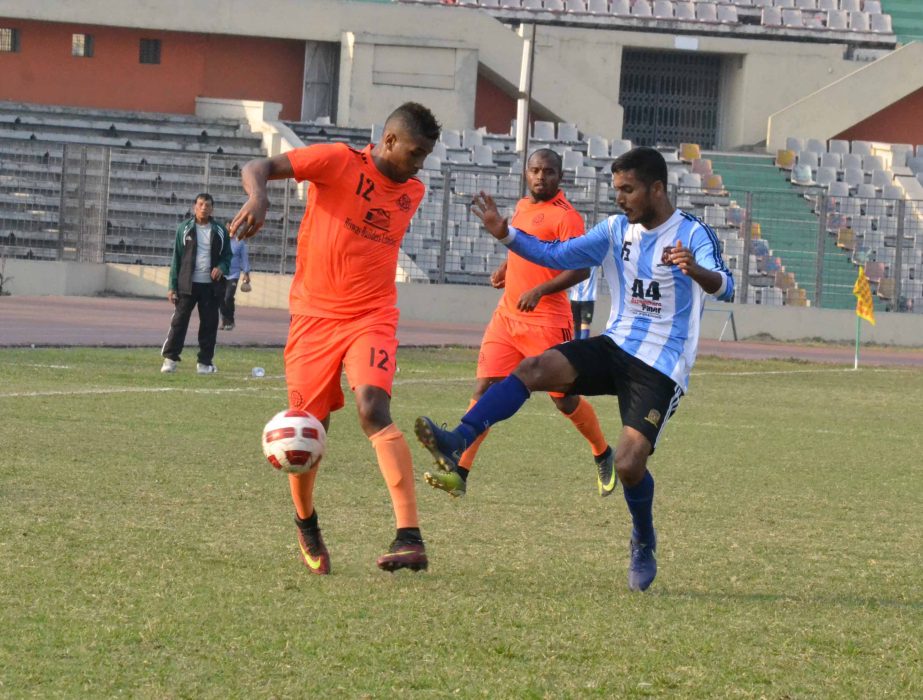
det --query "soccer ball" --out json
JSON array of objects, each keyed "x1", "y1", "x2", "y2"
[{"x1": 261, "y1": 409, "x2": 326, "y2": 474}]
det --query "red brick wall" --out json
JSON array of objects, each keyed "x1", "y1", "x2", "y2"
[
  {"x1": 835, "y1": 86, "x2": 923, "y2": 145},
  {"x1": 0, "y1": 19, "x2": 305, "y2": 119}
]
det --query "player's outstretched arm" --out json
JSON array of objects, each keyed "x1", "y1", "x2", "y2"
[
  {"x1": 471, "y1": 192, "x2": 510, "y2": 240},
  {"x1": 230, "y1": 155, "x2": 295, "y2": 240}
]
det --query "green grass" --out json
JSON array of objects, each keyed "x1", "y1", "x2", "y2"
[{"x1": 1, "y1": 347, "x2": 921, "y2": 698}]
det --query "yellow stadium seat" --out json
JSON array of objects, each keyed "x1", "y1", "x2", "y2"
[
  {"x1": 775, "y1": 149, "x2": 796, "y2": 170},
  {"x1": 877, "y1": 278, "x2": 896, "y2": 300},
  {"x1": 750, "y1": 222, "x2": 762, "y2": 239},
  {"x1": 679, "y1": 143, "x2": 701, "y2": 163},
  {"x1": 705, "y1": 174, "x2": 725, "y2": 193},
  {"x1": 836, "y1": 227, "x2": 855, "y2": 251}
]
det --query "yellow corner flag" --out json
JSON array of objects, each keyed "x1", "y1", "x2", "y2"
[{"x1": 853, "y1": 266, "x2": 875, "y2": 326}]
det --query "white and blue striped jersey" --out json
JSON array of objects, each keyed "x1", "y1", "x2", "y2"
[
  {"x1": 568, "y1": 265, "x2": 600, "y2": 303},
  {"x1": 505, "y1": 209, "x2": 734, "y2": 391}
]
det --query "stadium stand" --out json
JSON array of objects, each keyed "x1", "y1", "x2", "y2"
[{"x1": 398, "y1": 0, "x2": 897, "y2": 44}]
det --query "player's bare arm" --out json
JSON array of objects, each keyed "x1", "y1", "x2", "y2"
[
  {"x1": 668, "y1": 240, "x2": 723, "y2": 294},
  {"x1": 471, "y1": 192, "x2": 509, "y2": 239},
  {"x1": 518, "y1": 268, "x2": 589, "y2": 312},
  {"x1": 490, "y1": 260, "x2": 507, "y2": 289},
  {"x1": 230, "y1": 155, "x2": 295, "y2": 240}
]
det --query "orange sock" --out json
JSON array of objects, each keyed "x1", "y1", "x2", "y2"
[
  {"x1": 458, "y1": 398, "x2": 489, "y2": 470},
  {"x1": 289, "y1": 460, "x2": 321, "y2": 520},
  {"x1": 564, "y1": 396, "x2": 609, "y2": 457},
  {"x1": 370, "y1": 423, "x2": 419, "y2": 529}
]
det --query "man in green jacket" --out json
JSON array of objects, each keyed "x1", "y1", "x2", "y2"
[{"x1": 160, "y1": 193, "x2": 232, "y2": 374}]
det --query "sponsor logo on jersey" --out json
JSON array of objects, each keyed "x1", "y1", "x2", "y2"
[
  {"x1": 644, "y1": 409, "x2": 661, "y2": 427},
  {"x1": 364, "y1": 207, "x2": 392, "y2": 231}
]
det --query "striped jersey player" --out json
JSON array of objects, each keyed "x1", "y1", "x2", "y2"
[{"x1": 414, "y1": 147, "x2": 734, "y2": 593}]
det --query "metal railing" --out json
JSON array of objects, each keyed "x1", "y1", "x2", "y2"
[{"x1": 1, "y1": 142, "x2": 921, "y2": 313}]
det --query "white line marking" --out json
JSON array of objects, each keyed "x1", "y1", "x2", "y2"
[{"x1": 0, "y1": 386, "x2": 267, "y2": 399}]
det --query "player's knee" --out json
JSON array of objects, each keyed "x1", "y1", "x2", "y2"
[
  {"x1": 552, "y1": 394, "x2": 578, "y2": 414},
  {"x1": 355, "y1": 392, "x2": 392, "y2": 436},
  {"x1": 514, "y1": 356, "x2": 545, "y2": 388}
]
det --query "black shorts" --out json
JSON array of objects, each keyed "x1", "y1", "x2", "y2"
[
  {"x1": 554, "y1": 334, "x2": 683, "y2": 452},
  {"x1": 570, "y1": 300, "x2": 595, "y2": 327}
]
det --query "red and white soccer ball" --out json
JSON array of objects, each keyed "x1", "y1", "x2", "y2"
[{"x1": 261, "y1": 409, "x2": 326, "y2": 474}]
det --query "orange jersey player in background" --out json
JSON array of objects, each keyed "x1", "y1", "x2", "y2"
[
  {"x1": 422, "y1": 149, "x2": 614, "y2": 499},
  {"x1": 230, "y1": 103, "x2": 440, "y2": 575}
]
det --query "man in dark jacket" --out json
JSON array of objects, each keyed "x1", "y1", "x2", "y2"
[{"x1": 161, "y1": 193, "x2": 232, "y2": 374}]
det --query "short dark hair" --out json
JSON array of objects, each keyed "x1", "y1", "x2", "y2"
[
  {"x1": 194, "y1": 193, "x2": 214, "y2": 205},
  {"x1": 528, "y1": 148, "x2": 563, "y2": 175},
  {"x1": 384, "y1": 102, "x2": 441, "y2": 142},
  {"x1": 610, "y1": 147, "x2": 668, "y2": 189}
]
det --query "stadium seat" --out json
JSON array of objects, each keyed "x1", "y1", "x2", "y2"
[
  {"x1": 785, "y1": 136, "x2": 803, "y2": 153},
  {"x1": 826, "y1": 9, "x2": 848, "y2": 28},
  {"x1": 828, "y1": 139, "x2": 850, "y2": 155},
  {"x1": 463, "y1": 129, "x2": 484, "y2": 148},
  {"x1": 588, "y1": 0, "x2": 612, "y2": 14},
  {"x1": 631, "y1": 0, "x2": 653, "y2": 17},
  {"x1": 692, "y1": 158, "x2": 713, "y2": 176},
  {"x1": 870, "y1": 13, "x2": 892, "y2": 33},
  {"x1": 717, "y1": 4, "x2": 739, "y2": 22},
  {"x1": 828, "y1": 181, "x2": 850, "y2": 198},
  {"x1": 653, "y1": 0, "x2": 674, "y2": 18},
  {"x1": 864, "y1": 1, "x2": 881, "y2": 14},
  {"x1": 762, "y1": 7, "x2": 783, "y2": 24},
  {"x1": 522, "y1": 0, "x2": 544, "y2": 10},
  {"x1": 851, "y1": 140, "x2": 872, "y2": 156},
  {"x1": 842, "y1": 152, "x2": 863, "y2": 170},
  {"x1": 820, "y1": 152, "x2": 841, "y2": 169},
  {"x1": 680, "y1": 172, "x2": 702, "y2": 189},
  {"x1": 587, "y1": 136, "x2": 609, "y2": 159},
  {"x1": 473, "y1": 145, "x2": 495, "y2": 167},
  {"x1": 775, "y1": 0, "x2": 795, "y2": 8},
  {"x1": 674, "y1": 2, "x2": 696, "y2": 21},
  {"x1": 805, "y1": 138, "x2": 826, "y2": 154},
  {"x1": 562, "y1": 149, "x2": 583, "y2": 171},
  {"x1": 849, "y1": 11, "x2": 870, "y2": 31},
  {"x1": 863, "y1": 154, "x2": 884, "y2": 171},
  {"x1": 532, "y1": 121, "x2": 556, "y2": 142},
  {"x1": 545, "y1": 0, "x2": 566, "y2": 11},
  {"x1": 882, "y1": 184, "x2": 903, "y2": 200},
  {"x1": 610, "y1": 0, "x2": 631, "y2": 13},
  {"x1": 696, "y1": 3, "x2": 718, "y2": 22},
  {"x1": 798, "y1": 151, "x2": 820, "y2": 169},
  {"x1": 836, "y1": 226, "x2": 856, "y2": 250},
  {"x1": 856, "y1": 183, "x2": 877, "y2": 199},
  {"x1": 844, "y1": 168, "x2": 865, "y2": 189},
  {"x1": 679, "y1": 142, "x2": 701, "y2": 162},
  {"x1": 557, "y1": 122, "x2": 579, "y2": 141},
  {"x1": 815, "y1": 166, "x2": 837, "y2": 187},
  {"x1": 791, "y1": 164, "x2": 815, "y2": 186},
  {"x1": 775, "y1": 149, "x2": 796, "y2": 170},
  {"x1": 782, "y1": 9, "x2": 804, "y2": 26},
  {"x1": 703, "y1": 204, "x2": 726, "y2": 227},
  {"x1": 877, "y1": 277, "x2": 895, "y2": 301},
  {"x1": 564, "y1": 0, "x2": 588, "y2": 11},
  {"x1": 817, "y1": 0, "x2": 837, "y2": 10},
  {"x1": 870, "y1": 169, "x2": 892, "y2": 190},
  {"x1": 431, "y1": 142, "x2": 448, "y2": 160},
  {"x1": 611, "y1": 139, "x2": 632, "y2": 157},
  {"x1": 441, "y1": 130, "x2": 462, "y2": 149},
  {"x1": 423, "y1": 154, "x2": 442, "y2": 171},
  {"x1": 839, "y1": 0, "x2": 860, "y2": 12},
  {"x1": 795, "y1": 0, "x2": 816, "y2": 8}
]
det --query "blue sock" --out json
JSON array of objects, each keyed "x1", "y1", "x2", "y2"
[
  {"x1": 455, "y1": 374, "x2": 531, "y2": 443},
  {"x1": 623, "y1": 471, "x2": 655, "y2": 544}
]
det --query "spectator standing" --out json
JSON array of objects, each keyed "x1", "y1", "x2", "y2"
[{"x1": 220, "y1": 237, "x2": 251, "y2": 330}]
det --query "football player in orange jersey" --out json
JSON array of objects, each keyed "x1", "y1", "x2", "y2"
[
  {"x1": 230, "y1": 103, "x2": 439, "y2": 575},
  {"x1": 423, "y1": 149, "x2": 614, "y2": 499}
]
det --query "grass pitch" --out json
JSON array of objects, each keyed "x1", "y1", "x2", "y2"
[{"x1": 1, "y1": 347, "x2": 921, "y2": 698}]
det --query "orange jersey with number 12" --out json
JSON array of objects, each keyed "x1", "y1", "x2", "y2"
[{"x1": 286, "y1": 143, "x2": 425, "y2": 318}]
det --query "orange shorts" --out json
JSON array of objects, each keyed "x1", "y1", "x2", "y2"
[
  {"x1": 284, "y1": 307, "x2": 400, "y2": 420},
  {"x1": 477, "y1": 311, "x2": 573, "y2": 398}
]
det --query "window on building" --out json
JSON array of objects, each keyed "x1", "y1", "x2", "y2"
[
  {"x1": 0, "y1": 28, "x2": 20, "y2": 53},
  {"x1": 72, "y1": 33, "x2": 93, "y2": 58},
  {"x1": 139, "y1": 38, "x2": 160, "y2": 65}
]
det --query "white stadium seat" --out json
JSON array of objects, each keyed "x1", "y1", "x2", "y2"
[
  {"x1": 762, "y1": 8, "x2": 783, "y2": 26},
  {"x1": 674, "y1": 2, "x2": 696, "y2": 21},
  {"x1": 696, "y1": 3, "x2": 718, "y2": 22},
  {"x1": 826, "y1": 9, "x2": 848, "y2": 30},
  {"x1": 782, "y1": 9, "x2": 803, "y2": 27},
  {"x1": 532, "y1": 120, "x2": 556, "y2": 141},
  {"x1": 870, "y1": 13, "x2": 892, "y2": 33},
  {"x1": 653, "y1": 0, "x2": 674, "y2": 18},
  {"x1": 849, "y1": 11, "x2": 870, "y2": 31},
  {"x1": 717, "y1": 4, "x2": 739, "y2": 22},
  {"x1": 632, "y1": 0, "x2": 653, "y2": 17}
]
